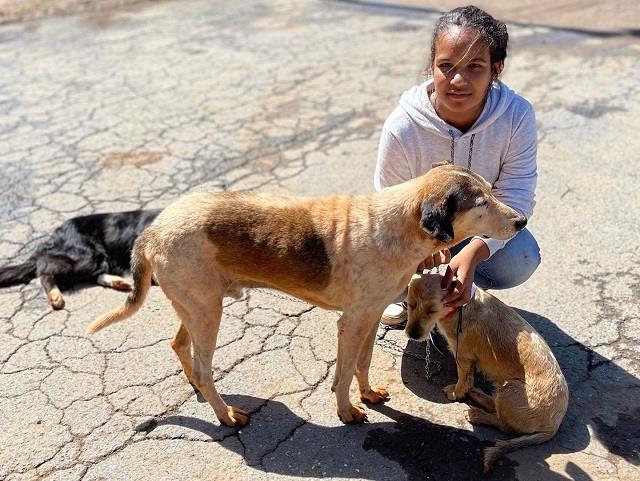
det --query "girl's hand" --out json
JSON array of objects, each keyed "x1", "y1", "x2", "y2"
[
  {"x1": 418, "y1": 248, "x2": 451, "y2": 271},
  {"x1": 441, "y1": 239, "x2": 489, "y2": 307}
]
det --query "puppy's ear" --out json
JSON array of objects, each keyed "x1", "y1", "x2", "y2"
[
  {"x1": 431, "y1": 161, "x2": 450, "y2": 169},
  {"x1": 420, "y1": 201, "x2": 453, "y2": 243}
]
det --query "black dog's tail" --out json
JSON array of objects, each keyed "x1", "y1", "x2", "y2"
[{"x1": 0, "y1": 260, "x2": 36, "y2": 287}]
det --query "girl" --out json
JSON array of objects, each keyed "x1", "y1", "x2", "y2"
[{"x1": 376, "y1": 5, "x2": 540, "y2": 324}]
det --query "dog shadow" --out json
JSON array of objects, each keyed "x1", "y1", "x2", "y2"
[
  {"x1": 400, "y1": 309, "x2": 640, "y2": 475},
  {"x1": 137, "y1": 392, "x2": 592, "y2": 481}
]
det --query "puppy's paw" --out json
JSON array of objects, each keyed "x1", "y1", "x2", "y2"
[
  {"x1": 443, "y1": 384, "x2": 462, "y2": 401},
  {"x1": 464, "y1": 406, "x2": 496, "y2": 427},
  {"x1": 360, "y1": 386, "x2": 390, "y2": 405},
  {"x1": 337, "y1": 403, "x2": 368, "y2": 424}
]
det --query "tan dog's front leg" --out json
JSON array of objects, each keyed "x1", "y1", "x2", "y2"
[
  {"x1": 332, "y1": 313, "x2": 367, "y2": 424},
  {"x1": 355, "y1": 318, "x2": 389, "y2": 405},
  {"x1": 443, "y1": 357, "x2": 474, "y2": 401}
]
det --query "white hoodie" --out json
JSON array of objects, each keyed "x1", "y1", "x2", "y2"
[{"x1": 374, "y1": 79, "x2": 537, "y2": 257}]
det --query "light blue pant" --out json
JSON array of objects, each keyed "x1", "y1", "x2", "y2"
[{"x1": 449, "y1": 228, "x2": 541, "y2": 289}]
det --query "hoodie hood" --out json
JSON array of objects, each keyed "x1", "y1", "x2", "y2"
[{"x1": 398, "y1": 78, "x2": 516, "y2": 139}]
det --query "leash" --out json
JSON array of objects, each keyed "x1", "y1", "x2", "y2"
[
  {"x1": 453, "y1": 282, "x2": 475, "y2": 366},
  {"x1": 455, "y1": 306, "x2": 463, "y2": 366}
]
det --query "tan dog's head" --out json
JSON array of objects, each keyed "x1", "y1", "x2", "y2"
[
  {"x1": 418, "y1": 164, "x2": 527, "y2": 244},
  {"x1": 405, "y1": 273, "x2": 447, "y2": 342}
]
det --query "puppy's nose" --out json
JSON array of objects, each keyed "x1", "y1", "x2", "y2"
[
  {"x1": 406, "y1": 326, "x2": 422, "y2": 340},
  {"x1": 514, "y1": 216, "x2": 527, "y2": 230}
]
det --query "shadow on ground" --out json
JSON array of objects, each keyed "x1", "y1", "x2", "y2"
[
  {"x1": 140, "y1": 394, "x2": 520, "y2": 481},
  {"x1": 400, "y1": 309, "x2": 640, "y2": 477}
]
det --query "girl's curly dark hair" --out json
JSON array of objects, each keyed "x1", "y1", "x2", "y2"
[{"x1": 430, "y1": 5, "x2": 509, "y2": 65}]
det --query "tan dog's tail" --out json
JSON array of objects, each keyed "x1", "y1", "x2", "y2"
[
  {"x1": 87, "y1": 234, "x2": 153, "y2": 334},
  {"x1": 483, "y1": 431, "x2": 555, "y2": 473}
]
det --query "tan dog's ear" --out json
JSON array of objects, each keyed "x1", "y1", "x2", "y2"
[{"x1": 420, "y1": 201, "x2": 453, "y2": 243}]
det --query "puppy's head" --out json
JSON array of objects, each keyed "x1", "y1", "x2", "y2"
[
  {"x1": 405, "y1": 273, "x2": 447, "y2": 342},
  {"x1": 419, "y1": 165, "x2": 527, "y2": 245}
]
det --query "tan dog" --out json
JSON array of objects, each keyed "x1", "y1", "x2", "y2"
[
  {"x1": 88, "y1": 164, "x2": 526, "y2": 428},
  {"x1": 406, "y1": 273, "x2": 569, "y2": 472}
]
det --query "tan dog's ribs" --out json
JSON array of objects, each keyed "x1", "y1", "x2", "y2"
[{"x1": 206, "y1": 197, "x2": 333, "y2": 292}]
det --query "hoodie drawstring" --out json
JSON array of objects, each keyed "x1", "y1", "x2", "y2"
[{"x1": 448, "y1": 130, "x2": 475, "y2": 169}]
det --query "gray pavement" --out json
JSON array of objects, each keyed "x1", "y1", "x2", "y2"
[{"x1": 1, "y1": 1, "x2": 639, "y2": 480}]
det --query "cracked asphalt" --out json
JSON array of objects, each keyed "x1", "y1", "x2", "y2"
[{"x1": 1, "y1": 1, "x2": 639, "y2": 480}]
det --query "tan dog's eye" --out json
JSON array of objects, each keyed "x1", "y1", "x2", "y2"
[{"x1": 408, "y1": 302, "x2": 417, "y2": 310}]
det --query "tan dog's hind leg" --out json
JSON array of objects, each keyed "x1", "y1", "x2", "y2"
[
  {"x1": 443, "y1": 357, "x2": 474, "y2": 401},
  {"x1": 159, "y1": 269, "x2": 249, "y2": 428},
  {"x1": 355, "y1": 319, "x2": 389, "y2": 405},
  {"x1": 170, "y1": 318, "x2": 193, "y2": 382},
  {"x1": 332, "y1": 313, "x2": 368, "y2": 424},
  {"x1": 185, "y1": 299, "x2": 249, "y2": 427}
]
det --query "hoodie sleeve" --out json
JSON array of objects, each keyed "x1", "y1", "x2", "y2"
[
  {"x1": 374, "y1": 126, "x2": 413, "y2": 191},
  {"x1": 472, "y1": 104, "x2": 538, "y2": 258}
]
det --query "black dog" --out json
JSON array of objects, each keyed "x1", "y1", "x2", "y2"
[{"x1": 0, "y1": 209, "x2": 160, "y2": 309}]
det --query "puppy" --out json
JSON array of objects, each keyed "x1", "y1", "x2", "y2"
[
  {"x1": 0, "y1": 209, "x2": 160, "y2": 309},
  {"x1": 88, "y1": 164, "x2": 527, "y2": 427},
  {"x1": 406, "y1": 273, "x2": 569, "y2": 472}
]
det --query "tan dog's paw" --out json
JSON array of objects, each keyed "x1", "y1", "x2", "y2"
[
  {"x1": 220, "y1": 406, "x2": 250, "y2": 427},
  {"x1": 111, "y1": 279, "x2": 133, "y2": 291},
  {"x1": 360, "y1": 386, "x2": 390, "y2": 405},
  {"x1": 337, "y1": 404, "x2": 368, "y2": 424},
  {"x1": 443, "y1": 384, "x2": 464, "y2": 401}
]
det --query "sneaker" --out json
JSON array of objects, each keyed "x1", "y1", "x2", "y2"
[{"x1": 381, "y1": 302, "x2": 407, "y2": 326}]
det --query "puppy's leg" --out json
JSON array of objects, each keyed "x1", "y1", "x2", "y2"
[
  {"x1": 443, "y1": 357, "x2": 474, "y2": 401},
  {"x1": 97, "y1": 273, "x2": 133, "y2": 291},
  {"x1": 332, "y1": 312, "x2": 368, "y2": 424},
  {"x1": 39, "y1": 274, "x2": 64, "y2": 310},
  {"x1": 464, "y1": 406, "x2": 502, "y2": 428},
  {"x1": 355, "y1": 318, "x2": 389, "y2": 405},
  {"x1": 468, "y1": 386, "x2": 496, "y2": 413},
  {"x1": 493, "y1": 380, "x2": 536, "y2": 433},
  {"x1": 169, "y1": 317, "x2": 194, "y2": 382}
]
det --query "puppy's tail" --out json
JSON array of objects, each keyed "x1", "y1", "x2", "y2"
[
  {"x1": 0, "y1": 260, "x2": 36, "y2": 287},
  {"x1": 87, "y1": 234, "x2": 153, "y2": 334},
  {"x1": 483, "y1": 431, "x2": 555, "y2": 473}
]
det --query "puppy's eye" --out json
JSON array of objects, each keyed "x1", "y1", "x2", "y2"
[{"x1": 408, "y1": 303, "x2": 417, "y2": 310}]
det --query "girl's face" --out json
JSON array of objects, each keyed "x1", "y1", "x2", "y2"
[{"x1": 431, "y1": 26, "x2": 502, "y2": 130}]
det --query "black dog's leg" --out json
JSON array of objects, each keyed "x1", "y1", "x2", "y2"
[
  {"x1": 39, "y1": 273, "x2": 65, "y2": 309},
  {"x1": 96, "y1": 273, "x2": 132, "y2": 291},
  {"x1": 36, "y1": 255, "x2": 75, "y2": 310}
]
